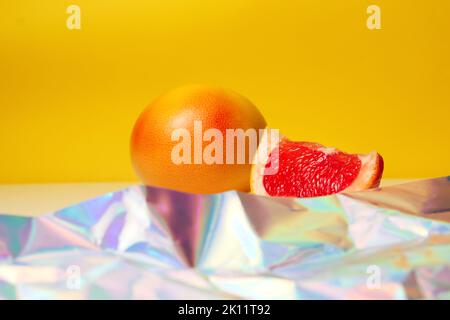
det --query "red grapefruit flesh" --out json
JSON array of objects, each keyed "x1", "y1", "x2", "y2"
[{"x1": 250, "y1": 132, "x2": 384, "y2": 198}]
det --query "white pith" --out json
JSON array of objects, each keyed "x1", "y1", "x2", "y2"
[
  {"x1": 318, "y1": 147, "x2": 337, "y2": 155},
  {"x1": 250, "y1": 129, "x2": 280, "y2": 196},
  {"x1": 341, "y1": 151, "x2": 379, "y2": 193}
]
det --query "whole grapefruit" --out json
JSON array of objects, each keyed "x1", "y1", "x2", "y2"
[{"x1": 130, "y1": 84, "x2": 267, "y2": 194}]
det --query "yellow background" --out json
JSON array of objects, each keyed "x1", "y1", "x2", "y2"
[{"x1": 1, "y1": 1, "x2": 449, "y2": 183}]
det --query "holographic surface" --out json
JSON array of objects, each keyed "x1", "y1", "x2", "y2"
[{"x1": 0, "y1": 177, "x2": 449, "y2": 299}]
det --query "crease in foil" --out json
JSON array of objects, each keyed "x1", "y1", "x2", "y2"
[{"x1": 0, "y1": 177, "x2": 449, "y2": 299}]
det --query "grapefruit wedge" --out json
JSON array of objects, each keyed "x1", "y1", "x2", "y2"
[{"x1": 250, "y1": 130, "x2": 384, "y2": 198}]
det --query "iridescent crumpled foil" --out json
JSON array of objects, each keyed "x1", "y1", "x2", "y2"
[{"x1": 1, "y1": 177, "x2": 449, "y2": 299}]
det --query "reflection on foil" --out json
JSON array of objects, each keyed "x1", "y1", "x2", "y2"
[{"x1": 0, "y1": 177, "x2": 449, "y2": 299}]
